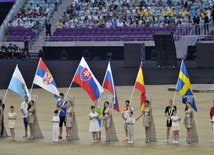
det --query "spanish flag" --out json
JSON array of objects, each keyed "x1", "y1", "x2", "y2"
[{"x1": 135, "y1": 63, "x2": 147, "y2": 112}]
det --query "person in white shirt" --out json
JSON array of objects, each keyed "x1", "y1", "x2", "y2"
[
  {"x1": 70, "y1": 21, "x2": 77, "y2": 28},
  {"x1": 167, "y1": 5, "x2": 173, "y2": 12},
  {"x1": 28, "y1": 20, "x2": 34, "y2": 28},
  {"x1": 171, "y1": 111, "x2": 181, "y2": 144},
  {"x1": 117, "y1": 0, "x2": 123, "y2": 7},
  {"x1": 122, "y1": 100, "x2": 134, "y2": 142},
  {"x1": 89, "y1": 106, "x2": 100, "y2": 143},
  {"x1": 93, "y1": 13, "x2": 98, "y2": 21},
  {"x1": 117, "y1": 19, "x2": 124, "y2": 27},
  {"x1": 8, "y1": 21, "x2": 14, "y2": 28},
  {"x1": 35, "y1": 4, "x2": 40, "y2": 12},
  {"x1": 81, "y1": 13, "x2": 86, "y2": 21},
  {"x1": 52, "y1": 110, "x2": 59, "y2": 142},
  {"x1": 106, "y1": 19, "x2": 112, "y2": 28},
  {"x1": 13, "y1": 17, "x2": 18, "y2": 26},
  {"x1": 22, "y1": 20, "x2": 28, "y2": 29},
  {"x1": 21, "y1": 96, "x2": 29, "y2": 138},
  {"x1": 82, "y1": 0, "x2": 87, "y2": 7},
  {"x1": 126, "y1": 111, "x2": 135, "y2": 144}
]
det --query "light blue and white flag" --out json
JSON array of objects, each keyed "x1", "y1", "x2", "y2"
[{"x1": 8, "y1": 65, "x2": 30, "y2": 101}]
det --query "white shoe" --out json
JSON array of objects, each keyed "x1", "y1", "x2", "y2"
[
  {"x1": 130, "y1": 141, "x2": 134, "y2": 143},
  {"x1": 176, "y1": 141, "x2": 179, "y2": 144},
  {"x1": 211, "y1": 140, "x2": 214, "y2": 143},
  {"x1": 55, "y1": 140, "x2": 58, "y2": 142},
  {"x1": 164, "y1": 139, "x2": 169, "y2": 142},
  {"x1": 173, "y1": 141, "x2": 176, "y2": 144},
  {"x1": 52, "y1": 140, "x2": 55, "y2": 142},
  {"x1": 128, "y1": 141, "x2": 131, "y2": 143},
  {"x1": 92, "y1": 140, "x2": 95, "y2": 143},
  {"x1": 94, "y1": 140, "x2": 97, "y2": 143}
]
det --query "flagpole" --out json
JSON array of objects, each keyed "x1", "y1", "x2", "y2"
[
  {"x1": 170, "y1": 59, "x2": 183, "y2": 116},
  {"x1": 30, "y1": 58, "x2": 41, "y2": 95},
  {"x1": 65, "y1": 61, "x2": 80, "y2": 99},
  {"x1": 130, "y1": 62, "x2": 142, "y2": 104},
  {"x1": 2, "y1": 89, "x2": 9, "y2": 103}
]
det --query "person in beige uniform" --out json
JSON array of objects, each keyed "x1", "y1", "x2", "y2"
[
  {"x1": 183, "y1": 102, "x2": 194, "y2": 144},
  {"x1": 136, "y1": 100, "x2": 152, "y2": 143},
  {"x1": 101, "y1": 101, "x2": 111, "y2": 142},
  {"x1": 127, "y1": 111, "x2": 135, "y2": 144},
  {"x1": 65, "y1": 101, "x2": 74, "y2": 141},
  {"x1": 27, "y1": 100, "x2": 36, "y2": 140}
]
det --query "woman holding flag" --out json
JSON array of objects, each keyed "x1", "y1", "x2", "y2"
[
  {"x1": 136, "y1": 100, "x2": 152, "y2": 143},
  {"x1": 101, "y1": 101, "x2": 111, "y2": 142}
]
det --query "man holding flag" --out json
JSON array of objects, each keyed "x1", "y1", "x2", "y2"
[{"x1": 56, "y1": 93, "x2": 68, "y2": 140}]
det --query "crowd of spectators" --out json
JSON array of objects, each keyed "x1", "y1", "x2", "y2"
[
  {"x1": 55, "y1": 0, "x2": 214, "y2": 29},
  {"x1": 8, "y1": 3, "x2": 50, "y2": 29}
]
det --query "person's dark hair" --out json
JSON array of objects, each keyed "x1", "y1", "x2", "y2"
[
  {"x1": 145, "y1": 100, "x2": 149, "y2": 104},
  {"x1": 54, "y1": 110, "x2": 58, "y2": 114},
  {"x1": 23, "y1": 37, "x2": 26, "y2": 39},
  {"x1": 10, "y1": 106, "x2": 14, "y2": 109},
  {"x1": 130, "y1": 111, "x2": 133, "y2": 115},
  {"x1": 185, "y1": 102, "x2": 191, "y2": 111},
  {"x1": 102, "y1": 101, "x2": 109, "y2": 116},
  {"x1": 91, "y1": 105, "x2": 95, "y2": 109},
  {"x1": 125, "y1": 100, "x2": 130, "y2": 103},
  {"x1": 0, "y1": 99, "x2": 2, "y2": 106},
  {"x1": 59, "y1": 93, "x2": 64, "y2": 97},
  {"x1": 27, "y1": 100, "x2": 34, "y2": 110}
]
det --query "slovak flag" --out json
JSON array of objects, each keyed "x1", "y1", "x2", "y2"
[
  {"x1": 73, "y1": 57, "x2": 104, "y2": 101},
  {"x1": 32, "y1": 58, "x2": 59, "y2": 99},
  {"x1": 102, "y1": 62, "x2": 119, "y2": 112}
]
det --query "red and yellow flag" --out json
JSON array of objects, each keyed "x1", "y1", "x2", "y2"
[{"x1": 135, "y1": 63, "x2": 147, "y2": 112}]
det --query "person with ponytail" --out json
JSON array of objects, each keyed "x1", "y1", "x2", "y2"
[
  {"x1": 101, "y1": 101, "x2": 111, "y2": 142},
  {"x1": 183, "y1": 102, "x2": 194, "y2": 144}
]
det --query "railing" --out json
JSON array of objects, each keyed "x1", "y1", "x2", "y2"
[
  {"x1": 44, "y1": 35, "x2": 155, "y2": 42},
  {"x1": 0, "y1": 36, "x2": 31, "y2": 42}
]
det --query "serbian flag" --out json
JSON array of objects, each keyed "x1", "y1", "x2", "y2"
[
  {"x1": 32, "y1": 58, "x2": 59, "y2": 99},
  {"x1": 135, "y1": 63, "x2": 147, "y2": 112},
  {"x1": 102, "y1": 62, "x2": 119, "y2": 112},
  {"x1": 73, "y1": 57, "x2": 104, "y2": 101}
]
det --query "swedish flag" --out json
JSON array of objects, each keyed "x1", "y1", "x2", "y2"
[{"x1": 176, "y1": 61, "x2": 197, "y2": 112}]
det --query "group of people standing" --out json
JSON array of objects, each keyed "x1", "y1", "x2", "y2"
[{"x1": 0, "y1": 94, "x2": 214, "y2": 144}]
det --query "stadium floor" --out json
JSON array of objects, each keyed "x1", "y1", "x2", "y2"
[{"x1": 0, "y1": 86, "x2": 213, "y2": 155}]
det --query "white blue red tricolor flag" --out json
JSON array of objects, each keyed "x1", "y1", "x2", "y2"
[
  {"x1": 32, "y1": 58, "x2": 59, "y2": 99},
  {"x1": 73, "y1": 57, "x2": 104, "y2": 101},
  {"x1": 102, "y1": 62, "x2": 120, "y2": 112},
  {"x1": 8, "y1": 65, "x2": 31, "y2": 101}
]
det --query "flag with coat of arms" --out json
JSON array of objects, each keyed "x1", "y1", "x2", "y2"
[
  {"x1": 73, "y1": 57, "x2": 104, "y2": 101},
  {"x1": 32, "y1": 58, "x2": 59, "y2": 99}
]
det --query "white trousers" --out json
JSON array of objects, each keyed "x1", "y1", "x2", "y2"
[
  {"x1": 128, "y1": 125, "x2": 134, "y2": 142},
  {"x1": 53, "y1": 124, "x2": 59, "y2": 141}
]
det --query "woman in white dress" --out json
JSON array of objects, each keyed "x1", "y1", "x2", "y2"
[
  {"x1": 89, "y1": 106, "x2": 100, "y2": 142},
  {"x1": 8, "y1": 106, "x2": 16, "y2": 140}
]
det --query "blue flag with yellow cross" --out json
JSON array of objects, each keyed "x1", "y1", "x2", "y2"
[{"x1": 176, "y1": 60, "x2": 197, "y2": 112}]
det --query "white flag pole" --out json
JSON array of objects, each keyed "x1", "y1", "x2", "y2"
[
  {"x1": 30, "y1": 58, "x2": 41, "y2": 95},
  {"x1": 130, "y1": 62, "x2": 142, "y2": 104},
  {"x1": 65, "y1": 61, "x2": 81, "y2": 99},
  {"x1": 3, "y1": 64, "x2": 18, "y2": 102},
  {"x1": 2, "y1": 89, "x2": 9, "y2": 103},
  {"x1": 170, "y1": 59, "x2": 183, "y2": 116}
]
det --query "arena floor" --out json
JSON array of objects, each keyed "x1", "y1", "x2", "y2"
[{"x1": 0, "y1": 85, "x2": 213, "y2": 155}]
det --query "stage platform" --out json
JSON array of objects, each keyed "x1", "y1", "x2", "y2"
[{"x1": 168, "y1": 84, "x2": 214, "y2": 93}]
